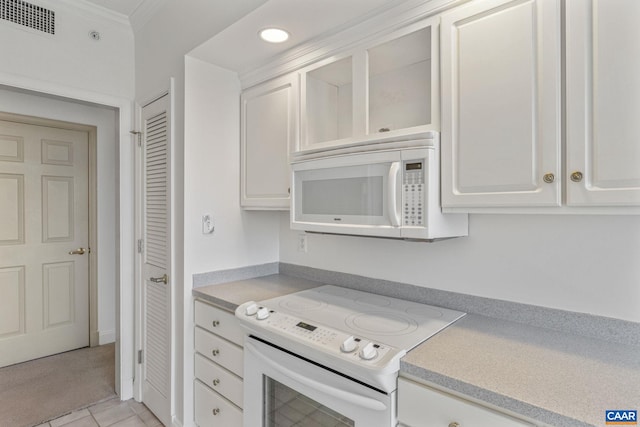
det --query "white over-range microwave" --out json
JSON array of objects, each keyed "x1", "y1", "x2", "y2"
[{"x1": 291, "y1": 133, "x2": 468, "y2": 241}]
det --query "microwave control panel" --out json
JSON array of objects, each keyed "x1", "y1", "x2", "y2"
[{"x1": 403, "y1": 161, "x2": 424, "y2": 226}]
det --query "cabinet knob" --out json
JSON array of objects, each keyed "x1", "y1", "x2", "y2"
[
  {"x1": 570, "y1": 171, "x2": 583, "y2": 182},
  {"x1": 448, "y1": 423, "x2": 460, "y2": 427},
  {"x1": 212, "y1": 320, "x2": 220, "y2": 327},
  {"x1": 542, "y1": 173, "x2": 555, "y2": 184},
  {"x1": 212, "y1": 378, "x2": 220, "y2": 386},
  {"x1": 212, "y1": 349, "x2": 219, "y2": 356},
  {"x1": 212, "y1": 408, "x2": 220, "y2": 416}
]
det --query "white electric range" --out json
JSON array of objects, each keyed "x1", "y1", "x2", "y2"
[{"x1": 236, "y1": 285, "x2": 465, "y2": 427}]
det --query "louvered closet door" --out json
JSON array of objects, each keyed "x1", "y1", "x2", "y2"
[{"x1": 141, "y1": 94, "x2": 172, "y2": 426}]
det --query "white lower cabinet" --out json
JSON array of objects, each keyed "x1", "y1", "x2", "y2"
[
  {"x1": 194, "y1": 300, "x2": 244, "y2": 426},
  {"x1": 398, "y1": 378, "x2": 534, "y2": 427},
  {"x1": 195, "y1": 380, "x2": 243, "y2": 427}
]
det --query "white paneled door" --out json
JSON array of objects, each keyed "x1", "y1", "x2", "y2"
[
  {"x1": 0, "y1": 119, "x2": 89, "y2": 368},
  {"x1": 140, "y1": 94, "x2": 172, "y2": 426}
]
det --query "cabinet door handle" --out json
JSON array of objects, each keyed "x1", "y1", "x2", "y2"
[
  {"x1": 212, "y1": 408, "x2": 220, "y2": 416},
  {"x1": 543, "y1": 173, "x2": 555, "y2": 183},
  {"x1": 570, "y1": 171, "x2": 583, "y2": 182},
  {"x1": 212, "y1": 320, "x2": 220, "y2": 327},
  {"x1": 212, "y1": 378, "x2": 220, "y2": 386},
  {"x1": 448, "y1": 423, "x2": 460, "y2": 427},
  {"x1": 211, "y1": 349, "x2": 219, "y2": 356}
]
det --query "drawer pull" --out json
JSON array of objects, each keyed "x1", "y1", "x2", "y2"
[
  {"x1": 448, "y1": 423, "x2": 460, "y2": 427},
  {"x1": 212, "y1": 320, "x2": 220, "y2": 327},
  {"x1": 212, "y1": 378, "x2": 220, "y2": 386},
  {"x1": 212, "y1": 349, "x2": 220, "y2": 356},
  {"x1": 212, "y1": 408, "x2": 220, "y2": 416}
]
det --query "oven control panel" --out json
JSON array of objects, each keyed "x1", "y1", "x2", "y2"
[{"x1": 236, "y1": 301, "x2": 403, "y2": 369}]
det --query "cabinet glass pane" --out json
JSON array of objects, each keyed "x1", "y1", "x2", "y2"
[
  {"x1": 306, "y1": 57, "x2": 353, "y2": 144},
  {"x1": 368, "y1": 27, "x2": 431, "y2": 134},
  {"x1": 264, "y1": 376, "x2": 355, "y2": 427}
]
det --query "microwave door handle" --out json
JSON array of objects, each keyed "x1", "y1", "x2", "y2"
[{"x1": 388, "y1": 162, "x2": 401, "y2": 227}]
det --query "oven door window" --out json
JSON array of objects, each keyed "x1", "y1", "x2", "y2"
[{"x1": 264, "y1": 376, "x2": 355, "y2": 427}]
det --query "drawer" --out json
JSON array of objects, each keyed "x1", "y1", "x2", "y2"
[
  {"x1": 398, "y1": 378, "x2": 534, "y2": 427},
  {"x1": 195, "y1": 326, "x2": 244, "y2": 377},
  {"x1": 195, "y1": 379, "x2": 242, "y2": 427},
  {"x1": 195, "y1": 353, "x2": 243, "y2": 408},
  {"x1": 195, "y1": 300, "x2": 245, "y2": 346}
]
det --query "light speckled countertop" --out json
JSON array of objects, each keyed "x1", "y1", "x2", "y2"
[
  {"x1": 402, "y1": 314, "x2": 640, "y2": 427},
  {"x1": 192, "y1": 274, "x2": 321, "y2": 312},
  {"x1": 192, "y1": 274, "x2": 640, "y2": 427}
]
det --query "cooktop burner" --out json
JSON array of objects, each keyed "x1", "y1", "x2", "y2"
[{"x1": 259, "y1": 285, "x2": 465, "y2": 352}]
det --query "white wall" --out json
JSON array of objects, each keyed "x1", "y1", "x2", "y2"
[
  {"x1": 0, "y1": 0, "x2": 136, "y2": 399},
  {"x1": 280, "y1": 213, "x2": 640, "y2": 323},
  {"x1": 184, "y1": 56, "x2": 281, "y2": 273},
  {"x1": 0, "y1": 0, "x2": 134, "y2": 99},
  {"x1": 0, "y1": 87, "x2": 118, "y2": 342},
  {"x1": 182, "y1": 55, "x2": 280, "y2": 427}
]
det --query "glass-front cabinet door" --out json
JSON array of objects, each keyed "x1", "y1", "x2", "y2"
[
  {"x1": 303, "y1": 56, "x2": 354, "y2": 146},
  {"x1": 298, "y1": 17, "x2": 439, "y2": 154},
  {"x1": 367, "y1": 23, "x2": 436, "y2": 136}
]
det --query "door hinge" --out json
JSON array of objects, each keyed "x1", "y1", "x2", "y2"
[
  {"x1": 130, "y1": 130, "x2": 142, "y2": 147},
  {"x1": 138, "y1": 349, "x2": 143, "y2": 364},
  {"x1": 137, "y1": 239, "x2": 144, "y2": 254}
]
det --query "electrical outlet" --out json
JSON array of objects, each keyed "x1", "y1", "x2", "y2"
[
  {"x1": 202, "y1": 214, "x2": 215, "y2": 235},
  {"x1": 297, "y1": 234, "x2": 308, "y2": 253}
]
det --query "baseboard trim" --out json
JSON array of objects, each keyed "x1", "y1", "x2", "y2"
[
  {"x1": 90, "y1": 330, "x2": 100, "y2": 347},
  {"x1": 98, "y1": 329, "x2": 116, "y2": 345}
]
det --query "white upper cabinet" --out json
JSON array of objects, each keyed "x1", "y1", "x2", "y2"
[
  {"x1": 298, "y1": 18, "x2": 439, "y2": 154},
  {"x1": 441, "y1": 0, "x2": 562, "y2": 208},
  {"x1": 240, "y1": 73, "x2": 299, "y2": 210},
  {"x1": 566, "y1": 0, "x2": 640, "y2": 206}
]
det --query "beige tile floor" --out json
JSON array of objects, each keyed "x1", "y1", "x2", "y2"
[{"x1": 34, "y1": 397, "x2": 162, "y2": 427}]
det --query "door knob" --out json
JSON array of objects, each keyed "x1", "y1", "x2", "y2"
[
  {"x1": 149, "y1": 274, "x2": 168, "y2": 285},
  {"x1": 69, "y1": 248, "x2": 87, "y2": 255}
]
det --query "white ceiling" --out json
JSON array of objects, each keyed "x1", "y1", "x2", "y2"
[
  {"x1": 80, "y1": 0, "x2": 405, "y2": 74},
  {"x1": 189, "y1": 0, "x2": 401, "y2": 73}
]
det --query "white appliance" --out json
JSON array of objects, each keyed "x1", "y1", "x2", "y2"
[
  {"x1": 235, "y1": 285, "x2": 466, "y2": 427},
  {"x1": 290, "y1": 133, "x2": 468, "y2": 241}
]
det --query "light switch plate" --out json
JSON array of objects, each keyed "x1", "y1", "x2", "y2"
[{"x1": 202, "y1": 214, "x2": 215, "y2": 234}]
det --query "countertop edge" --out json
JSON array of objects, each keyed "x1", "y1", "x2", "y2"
[
  {"x1": 192, "y1": 289, "x2": 237, "y2": 313},
  {"x1": 399, "y1": 362, "x2": 587, "y2": 427}
]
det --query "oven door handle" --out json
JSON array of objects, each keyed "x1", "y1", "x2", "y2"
[{"x1": 246, "y1": 341, "x2": 388, "y2": 411}]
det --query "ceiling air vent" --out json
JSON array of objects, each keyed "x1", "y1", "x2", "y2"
[{"x1": 1, "y1": 0, "x2": 55, "y2": 34}]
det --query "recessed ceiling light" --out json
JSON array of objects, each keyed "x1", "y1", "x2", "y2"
[{"x1": 259, "y1": 28, "x2": 289, "y2": 43}]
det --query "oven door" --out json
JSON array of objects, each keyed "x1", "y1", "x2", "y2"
[{"x1": 243, "y1": 336, "x2": 396, "y2": 427}]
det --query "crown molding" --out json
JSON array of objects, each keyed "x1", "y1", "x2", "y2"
[
  {"x1": 130, "y1": 0, "x2": 170, "y2": 33},
  {"x1": 55, "y1": 0, "x2": 131, "y2": 28},
  {"x1": 238, "y1": 0, "x2": 470, "y2": 89}
]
